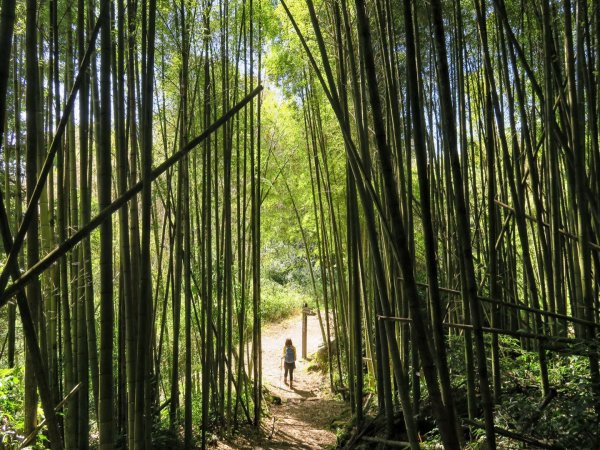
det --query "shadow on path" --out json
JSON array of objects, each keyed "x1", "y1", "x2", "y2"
[
  {"x1": 289, "y1": 387, "x2": 314, "y2": 398},
  {"x1": 216, "y1": 314, "x2": 349, "y2": 449}
]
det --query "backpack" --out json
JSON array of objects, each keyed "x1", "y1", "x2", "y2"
[{"x1": 285, "y1": 346, "x2": 295, "y2": 363}]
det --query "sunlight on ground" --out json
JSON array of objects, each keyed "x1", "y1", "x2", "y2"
[{"x1": 219, "y1": 313, "x2": 348, "y2": 449}]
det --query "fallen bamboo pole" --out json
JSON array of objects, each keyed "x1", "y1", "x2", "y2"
[
  {"x1": 361, "y1": 436, "x2": 412, "y2": 448},
  {"x1": 377, "y1": 315, "x2": 598, "y2": 349},
  {"x1": 20, "y1": 382, "x2": 82, "y2": 448},
  {"x1": 494, "y1": 199, "x2": 600, "y2": 251},
  {"x1": 463, "y1": 418, "x2": 564, "y2": 449}
]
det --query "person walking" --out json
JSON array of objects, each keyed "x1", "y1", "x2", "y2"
[{"x1": 282, "y1": 338, "x2": 297, "y2": 389}]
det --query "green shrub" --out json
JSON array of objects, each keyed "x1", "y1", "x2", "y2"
[
  {"x1": 0, "y1": 368, "x2": 24, "y2": 429},
  {"x1": 0, "y1": 367, "x2": 28, "y2": 448},
  {"x1": 260, "y1": 278, "x2": 312, "y2": 323},
  {"x1": 442, "y1": 334, "x2": 599, "y2": 448}
]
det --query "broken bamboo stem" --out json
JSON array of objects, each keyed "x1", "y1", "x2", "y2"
[{"x1": 463, "y1": 418, "x2": 563, "y2": 449}]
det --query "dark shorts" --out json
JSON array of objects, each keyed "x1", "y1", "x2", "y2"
[{"x1": 284, "y1": 361, "x2": 295, "y2": 381}]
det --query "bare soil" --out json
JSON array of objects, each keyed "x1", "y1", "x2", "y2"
[{"x1": 217, "y1": 313, "x2": 349, "y2": 449}]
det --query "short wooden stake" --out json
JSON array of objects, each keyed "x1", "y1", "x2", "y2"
[{"x1": 302, "y1": 303, "x2": 315, "y2": 359}]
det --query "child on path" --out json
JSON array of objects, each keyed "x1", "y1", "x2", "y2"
[{"x1": 282, "y1": 338, "x2": 297, "y2": 389}]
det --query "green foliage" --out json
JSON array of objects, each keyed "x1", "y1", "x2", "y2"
[
  {"x1": 261, "y1": 278, "x2": 311, "y2": 323},
  {"x1": 441, "y1": 334, "x2": 599, "y2": 448},
  {"x1": 266, "y1": 0, "x2": 315, "y2": 96},
  {"x1": 0, "y1": 368, "x2": 28, "y2": 449},
  {"x1": 260, "y1": 90, "x2": 316, "y2": 246},
  {"x1": 0, "y1": 368, "x2": 24, "y2": 428},
  {"x1": 497, "y1": 349, "x2": 599, "y2": 449},
  {"x1": 263, "y1": 241, "x2": 313, "y2": 286}
]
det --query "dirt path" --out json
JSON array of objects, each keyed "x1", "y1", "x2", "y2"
[
  {"x1": 259, "y1": 313, "x2": 348, "y2": 449},
  {"x1": 219, "y1": 313, "x2": 349, "y2": 449}
]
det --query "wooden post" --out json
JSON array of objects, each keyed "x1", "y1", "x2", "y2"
[
  {"x1": 302, "y1": 303, "x2": 316, "y2": 359},
  {"x1": 302, "y1": 306, "x2": 307, "y2": 360}
]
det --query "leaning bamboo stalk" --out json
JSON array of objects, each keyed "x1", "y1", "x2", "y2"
[
  {"x1": 0, "y1": 86, "x2": 263, "y2": 307},
  {"x1": 403, "y1": 280, "x2": 600, "y2": 330},
  {"x1": 0, "y1": 197, "x2": 63, "y2": 450},
  {"x1": 282, "y1": 2, "x2": 420, "y2": 445},
  {"x1": 494, "y1": 199, "x2": 600, "y2": 251},
  {"x1": 403, "y1": 0, "x2": 460, "y2": 444},
  {"x1": 0, "y1": 19, "x2": 101, "y2": 296}
]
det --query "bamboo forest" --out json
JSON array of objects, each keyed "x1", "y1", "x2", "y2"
[{"x1": 2, "y1": 0, "x2": 600, "y2": 448}]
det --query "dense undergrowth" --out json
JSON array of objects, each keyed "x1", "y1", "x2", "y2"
[
  {"x1": 431, "y1": 340, "x2": 597, "y2": 449},
  {"x1": 494, "y1": 350, "x2": 597, "y2": 448},
  {"x1": 441, "y1": 334, "x2": 599, "y2": 449},
  {"x1": 0, "y1": 368, "x2": 27, "y2": 448},
  {"x1": 333, "y1": 334, "x2": 599, "y2": 449},
  {"x1": 261, "y1": 241, "x2": 317, "y2": 323}
]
